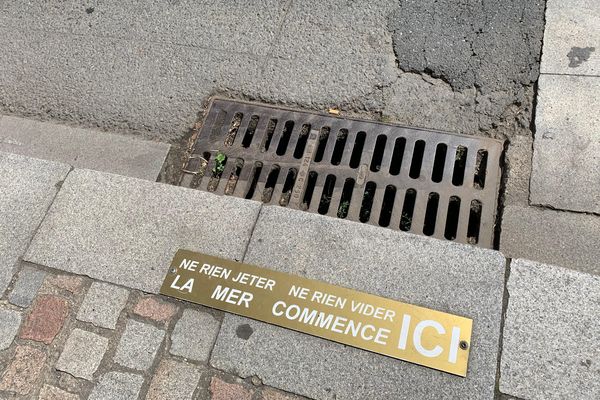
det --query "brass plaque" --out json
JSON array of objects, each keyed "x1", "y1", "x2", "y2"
[{"x1": 160, "y1": 250, "x2": 473, "y2": 376}]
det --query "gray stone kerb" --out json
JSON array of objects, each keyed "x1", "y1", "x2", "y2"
[
  {"x1": 24, "y1": 168, "x2": 262, "y2": 293},
  {"x1": 0, "y1": 116, "x2": 170, "y2": 181}
]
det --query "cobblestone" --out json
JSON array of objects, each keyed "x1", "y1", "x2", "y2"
[
  {"x1": 114, "y1": 320, "x2": 165, "y2": 371},
  {"x1": 88, "y1": 372, "x2": 144, "y2": 400},
  {"x1": 0, "y1": 308, "x2": 21, "y2": 351},
  {"x1": 56, "y1": 329, "x2": 108, "y2": 380},
  {"x1": 39, "y1": 384, "x2": 79, "y2": 400},
  {"x1": 46, "y1": 275, "x2": 84, "y2": 294},
  {"x1": 133, "y1": 296, "x2": 177, "y2": 324},
  {"x1": 76, "y1": 282, "x2": 129, "y2": 329},
  {"x1": 170, "y1": 309, "x2": 220, "y2": 362},
  {"x1": 0, "y1": 345, "x2": 46, "y2": 395},
  {"x1": 210, "y1": 377, "x2": 253, "y2": 400},
  {"x1": 8, "y1": 266, "x2": 46, "y2": 307},
  {"x1": 146, "y1": 359, "x2": 202, "y2": 400},
  {"x1": 19, "y1": 294, "x2": 68, "y2": 344}
]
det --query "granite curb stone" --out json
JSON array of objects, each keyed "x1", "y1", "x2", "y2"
[
  {"x1": 211, "y1": 206, "x2": 506, "y2": 400},
  {"x1": 77, "y1": 282, "x2": 129, "y2": 329},
  {"x1": 24, "y1": 168, "x2": 262, "y2": 293},
  {"x1": 500, "y1": 259, "x2": 600, "y2": 399},
  {"x1": 530, "y1": 74, "x2": 600, "y2": 214},
  {"x1": 500, "y1": 205, "x2": 600, "y2": 275},
  {"x1": 0, "y1": 116, "x2": 170, "y2": 181},
  {"x1": 0, "y1": 152, "x2": 70, "y2": 293}
]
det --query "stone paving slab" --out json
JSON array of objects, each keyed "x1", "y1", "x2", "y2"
[
  {"x1": 500, "y1": 205, "x2": 600, "y2": 275},
  {"x1": 530, "y1": 74, "x2": 600, "y2": 214},
  {"x1": 540, "y1": 0, "x2": 599, "y2": 75},
  {"x1": 0, "y1": 116, "x2": 169, "y2": 181},
  {"x1": 24, "y1": 169, "x2": 262, "y2": 293},
  {"x1": 211, "y1": 206, "x2": 506, "y2": 400},
  {"x1": 500, "y1": 259, "x2": 600, "y2": 400},
  {"x1": 0, "y1": 152, "x2": 70, "y2": 293}
]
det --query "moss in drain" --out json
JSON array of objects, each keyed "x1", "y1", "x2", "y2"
[
  {"x1": 337, "y1": 200, "x2": 350, "y2": 218},
  {"x1": 212, "y1": 151, "x2": 227, "y2": 175},
  {"x1": 400, "y1": 212, "x2": 413, "y2": 231}
]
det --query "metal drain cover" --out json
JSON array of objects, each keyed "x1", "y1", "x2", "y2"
[{"x1": 181, "y1": 98, "x2": 504, "y2": 248}]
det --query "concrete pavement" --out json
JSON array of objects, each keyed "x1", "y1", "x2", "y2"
[{"x1": 0, "y1": 1, "x2": 544, "y2": 142}]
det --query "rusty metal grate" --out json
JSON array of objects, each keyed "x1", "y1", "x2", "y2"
[{"x1": 181, "y1": 98, "x2": 504, "y2": 248}]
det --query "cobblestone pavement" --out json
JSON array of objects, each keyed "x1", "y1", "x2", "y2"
[{"x1": 0, "y1": 263, "x2": 306, "y2": 400}]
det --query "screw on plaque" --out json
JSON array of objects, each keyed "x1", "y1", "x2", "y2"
[
  {"x1": 170, "y1": 268, "x2": 177, "y2": 274},
  {"x1": 459, "y1": 340, "x2": 469, "y2": 350}
]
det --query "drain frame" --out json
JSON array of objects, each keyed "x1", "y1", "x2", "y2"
[{"x1": 181, "y1": 98, "x2": 504, "y2": 248}]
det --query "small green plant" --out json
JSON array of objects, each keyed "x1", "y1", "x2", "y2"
[
  {"x1": 212, "y1": 151, "x2": 227, "y2": 175},
  {"x1": 456, "y1": 146, "x2": 467, "y2": 160},
  {"x1": 337, "y1": 200, "x2": 350, "y2": 218},
  {"x1": 400, "y1": 212, "x2": 412, "y2": 231}
]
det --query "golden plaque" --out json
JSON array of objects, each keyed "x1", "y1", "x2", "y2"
[{"x1": 160, "y1": 249, "x2": 473, "y2": 376}]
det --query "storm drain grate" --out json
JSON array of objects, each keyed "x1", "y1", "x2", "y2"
[{"x1": 181, "y1": 99, "x2": 504, "y2": 248}]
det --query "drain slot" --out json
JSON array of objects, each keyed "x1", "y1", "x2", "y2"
[{"x1": 182, "y1": 98, "x2": 504, "y2": 248}]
